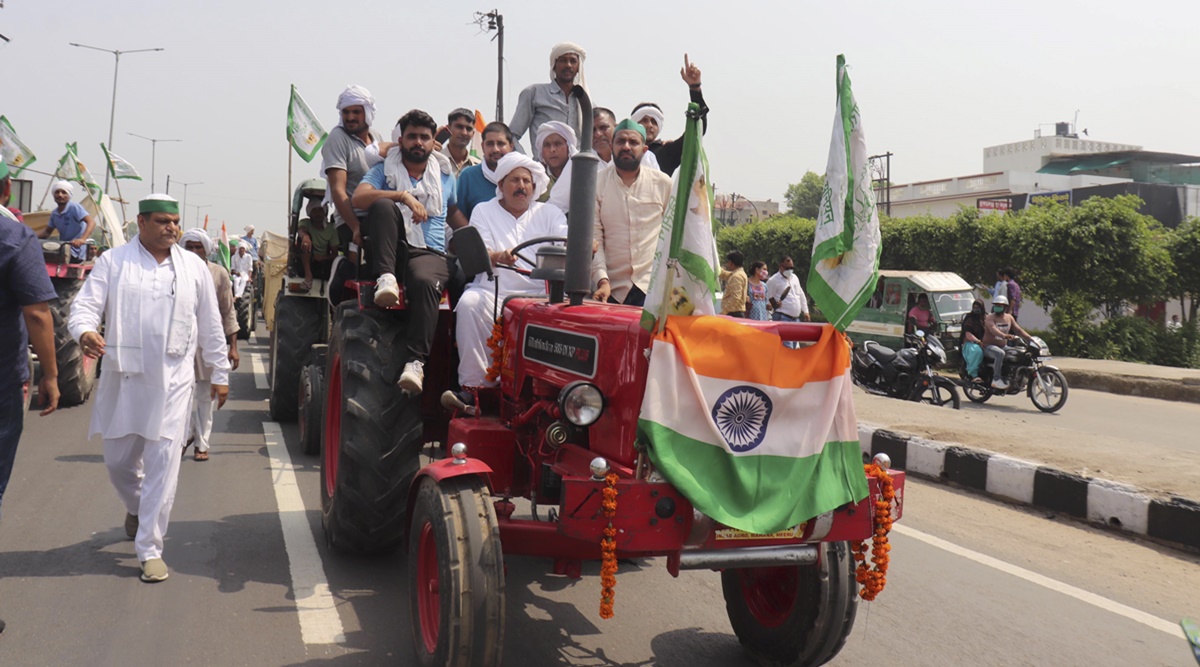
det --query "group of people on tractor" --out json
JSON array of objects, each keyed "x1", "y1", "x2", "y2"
[{"x1": 307, "y1": 41, "x2": 710, "y2": 415}]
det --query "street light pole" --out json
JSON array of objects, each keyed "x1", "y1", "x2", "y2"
[
  {"x1": 174, "y1": 180, "x2": 202, "y2": 227},
  {"x1": 189, "y1": 204, "x2": 211, "y2": 229},
  {"x1": 127, "y1": 133, "x2": 181, "y2": 193},
  {"x1": 69, "y1": 42, "x2": 164, "y2": 192}
]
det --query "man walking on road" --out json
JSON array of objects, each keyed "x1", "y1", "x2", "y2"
[
  {"x1": 0, "y1": 161, "x2": 61, "y2": 632},
  {"x1": 68, "y1": 194, "x2": 231, "y2": 583},
  {"x1": 767, "y1": 256, "x2": 810, "y2": 349},
  {"x1": 181, "y1": 228, "x2": 239, "y2": 462}
]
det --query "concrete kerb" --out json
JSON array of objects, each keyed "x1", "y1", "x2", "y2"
[
  {"x1": 1058, "y1": 368, "x2": 1200, "y2": 404},
  {"x1": 858, "y1": 421, "x2": 1200, "y2": 551}
]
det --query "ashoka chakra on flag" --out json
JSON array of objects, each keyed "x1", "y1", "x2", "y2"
[{"x1": 711, "y1": 386, "x2": 772, "y2": 452}]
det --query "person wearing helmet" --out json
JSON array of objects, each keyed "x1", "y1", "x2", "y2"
[{"x1": 981, "y1": 294, "x2": 1033, "y2": 390}]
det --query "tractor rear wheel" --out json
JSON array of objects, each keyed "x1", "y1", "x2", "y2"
[
  {"x1": 236, "y1": 286, "x2": 256, "y2": 340},
  {"x1": 50, "y1": 278, "x2": 97, "y2": 407},
  {"x1": 298, "y1": 349, "x2": 326, "y2": 456},
  {"x1": 321, "y1": 305, "x2": 424, "y2": 554},
  {"x1": 721, "y1": 540, "x2": 859, "y2": 667},
  {"x1": 268, "y1": 293, "x2": 322, "y2": 422},
  {"x1": 408, "y1": 476, "x2": 504, "y2": 667}
]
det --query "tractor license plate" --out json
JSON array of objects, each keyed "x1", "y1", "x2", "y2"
[{"x1": 715, "y1": 523, "x2": 806, "y2": 541}]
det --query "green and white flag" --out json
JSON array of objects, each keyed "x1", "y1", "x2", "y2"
[
  {"x1": 287, "y1": 84, "x2": 327, "y2": 163},
  {"x1": 808, "y1": 55, "x2": 882, "y2": 331},
  {"x1": 640, "y1": 102, "x2": 720, "y2": 333},
  {"x1": 54, "y1": 143, "x2": 81, "y2": 180},
  {"x1": 101, "y1": 143, "x2": 142, "y2": 181},
  {"x1": 0, "y1": 116, "x2": 37, "y2": 176}
]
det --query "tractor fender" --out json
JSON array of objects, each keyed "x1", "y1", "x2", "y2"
[{"x1": 406, "y1": 457, "x2": 494, "y2": 534}]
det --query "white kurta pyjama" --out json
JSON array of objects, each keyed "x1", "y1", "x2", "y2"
[
  {"x1": 69, "y1": 240, "x2": 230, "y2": 561},
  {"x1": 457, "y1": 199, "x2": 568, "y2": 387}
]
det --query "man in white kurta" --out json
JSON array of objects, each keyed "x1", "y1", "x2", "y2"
[
  {"x1": 68, "y1": 194, "x2": 230, "y2": 583},
  {"x1": 231, "y1": 242, "x2": 254, "y2": 297},
  {"x1": 442, "y1": 153, "x2": 567, "y2": 414},
  {"x1": 590, "y1": 119, "x2": 672, "y2": 306}
]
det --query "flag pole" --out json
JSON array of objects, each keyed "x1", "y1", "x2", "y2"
[
  {"x1": 287, "y1": 137, "x2": 293, "y2": 220},
  {"x1": 112, "y1": 174, "x2": 128, "y2": 225}
]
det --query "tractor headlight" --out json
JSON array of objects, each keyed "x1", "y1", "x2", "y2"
[
  {"x1": 559, "y1": 381, "x2": 604, "y2": 426},
  {"x1": 43, "y1": 241, "x2": 62, "y2": 252}
]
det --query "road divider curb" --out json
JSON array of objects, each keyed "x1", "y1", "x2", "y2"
[
  {"x1": 858, "y1": 422, "x2": 1200, "y2": 551},
  {"x1": 1059, "y1": 368, "x2": 1200, "y2": 404}
]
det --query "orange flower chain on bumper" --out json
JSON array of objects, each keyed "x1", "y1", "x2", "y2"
[
  {"x1": 485, "y1": 317, "x2": 504, "y2": 383},
  {"x1": 852, "y1": 463, "x2": 895, "y2": 601},
  {"x1": 599, "y1": 472, "x2": 619, "y2": 619}
]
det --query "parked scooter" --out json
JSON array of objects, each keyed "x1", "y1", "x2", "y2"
[
  {"x1": 851, "y1": 331, "x2": 961, "y2": 409},
  {"x1": 958, "y1": 336, "x2": 1069, "y2": 413}
]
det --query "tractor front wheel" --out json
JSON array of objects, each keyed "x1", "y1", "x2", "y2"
[
  {"x1": 298, "y1": 352, "x2": 326, "y2": 456},
  {"x1": 721, "y1": 540, "x2": 859, "y2": 667},
  {"x1": 268, "y1": 293, "x2": 322, "y2": 422},
  {"x1": 408, "y1": 476, "x2": 504, "y2": 667},
  {"x1": 50, "y1": 278, "x2": 96, "y2": 407}
]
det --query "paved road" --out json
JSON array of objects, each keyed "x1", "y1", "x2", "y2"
[{"x1": 1, "y1": 331, "x2": 1196, "y2": 666}]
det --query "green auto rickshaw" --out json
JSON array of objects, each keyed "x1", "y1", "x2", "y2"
[{"x1": 845, "y1": 270, "x2": 976, "y2": 356}]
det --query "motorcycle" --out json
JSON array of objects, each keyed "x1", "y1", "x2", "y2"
[
  {"x1": 958, "y1": 336, "x2": 1069, "y2": 413},
  {"x1": 851, "y1": 331, "x2": 961, "y2": 409}
]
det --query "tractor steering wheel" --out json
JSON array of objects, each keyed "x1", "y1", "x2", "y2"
[{"x1": 495, "y1": 235, "x2": 568, "y2": 276}]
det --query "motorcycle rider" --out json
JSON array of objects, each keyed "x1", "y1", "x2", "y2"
[
  {"x1": 981, "y1": 294, "x2": 1033, "y2": 390},
  {"x1": 960, "y1": 299, "x2": 986, "y2": 381}
]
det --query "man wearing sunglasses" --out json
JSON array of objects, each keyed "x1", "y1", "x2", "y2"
[{"x1": 68, "y1": 194, "x2": 231, "y2": 584}]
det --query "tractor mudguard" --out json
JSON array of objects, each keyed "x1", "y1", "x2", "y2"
[{"x1": 406, "y1": 457, "x2": 495, "y2": 537}]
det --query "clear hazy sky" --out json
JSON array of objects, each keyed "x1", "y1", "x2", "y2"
[{"x1": 3, "y1": 0, "x2": 1197, "y2": 234}]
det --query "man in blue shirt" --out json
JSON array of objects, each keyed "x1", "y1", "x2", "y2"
[
  {"x1": 0, "y1": 162, "x2": 60, "y2": 615},
  {"x1": 38, "y1": 180, "x2": 96, "y2": 261},
  {"x1": 457, "y1": 122, "x2": 516, "y2": 220},
  {"x1": 352, "y1": 109, "x2": 469, "y2": 395}
]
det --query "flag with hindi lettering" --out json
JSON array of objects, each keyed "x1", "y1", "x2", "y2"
[
  {"x1": 639, "y1": 102, "x2": 720, "y2": 333},
  {"x1": 218, "y1": 222, "x2": 231, "y2": 269},
  {"x1": 101, "y1": 143, "x2": 142, "y2": 180},
  {"x1": 287, "y1": 84, "x2": 327, "y2": 163},
  {"x1": 54, "y1": 143, "x2": 80, "y2": 180},
  {"x1": 637, "y1": 316, "x2": 868, "y2": 534},
  {"x1": 808, "y1": 55, "x2": 882, "y2": 331},
  {"x1": 0, "y1": 116, "x2": 36, "y2": 176}
]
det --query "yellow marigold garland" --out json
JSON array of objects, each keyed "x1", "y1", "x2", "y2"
[
  {"x1": 852, "y1": 463, "x2": 895, "y2": 601},
  {"x1": 485, "y1": 317, "x2": 504, "y2": 383},
  {"x1": 599, "y1": 472, "x2": 619, "y2": 619}
]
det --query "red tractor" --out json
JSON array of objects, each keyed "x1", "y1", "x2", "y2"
[{"x1": 318, "y1": 91, "x2": 904, "y2": 667}]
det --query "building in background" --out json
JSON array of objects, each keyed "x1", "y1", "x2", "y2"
[{"x1": 714, "y1": 195, "x2": 780, "y2": 226}]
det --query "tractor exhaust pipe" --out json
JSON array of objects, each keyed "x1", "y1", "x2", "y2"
[
  {"x1": 565, "y1": 86, "x2": 599, "y2": 306},
  {"x1": 677, "y1": 545, "x2": 819, "y2": 571}
]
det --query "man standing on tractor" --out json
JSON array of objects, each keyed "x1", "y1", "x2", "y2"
[
  {"x1": 510, "y1": 42, "x2": 588, "y2": 153},
  {"x1": 68, "y1": 194, "x2": 230, "y2": 583},
  {"x1": 297, "y1": 199, "x2": 339, "y2": 291},
  {"x1": 442, "y1": 152, "x2": 567, "y2": 415},
  {"x1": 351, "y1": 109, "x2": 469, "y2": 394},
  {"x1": 592, "y1": 107, "x2": 617, "y2": 164},
  {"x1": 590, "y1": 119, "x2": 672, "y2": 307},
  {"x1": 629, "y1": 54, "x2": 709, "y2": 176},
  {"x1": 0, "y1": 160, "x2": 60, "y2": 635},
  {"x1": 456, "y1": 122, "x2": 515, "y2": 220},
  {"x1": 180, "y1": 228, "x2": 239, "y2": 462},
  {"x1": 322, "y1": 85, "x2": 384, "y2": 258},
  {"x1": 441, "y1": 108, "x2": 481, "y2": 176},
  {"x1": 38, "y1": 180, "x2": 96, "y2": 261}
]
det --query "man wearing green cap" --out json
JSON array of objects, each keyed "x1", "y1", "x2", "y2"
[
  {"x1": 590, "y1": 119, "x2": 672, "y2": 306},
  {"x1": 68, "y1": 194, "x2": 231, "y2": 583}
]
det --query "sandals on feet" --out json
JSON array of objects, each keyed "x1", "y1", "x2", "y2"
[{"x1": 194, "y1": 450, "x2": 209, "y2": 462}]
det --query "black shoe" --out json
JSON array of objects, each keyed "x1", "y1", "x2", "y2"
[
  {"x1": 1, "y1": 618, "x2": 6, "y2": 633},
  {"x1": 440, "y1": 389, "x2": 477, "y2": 416}
]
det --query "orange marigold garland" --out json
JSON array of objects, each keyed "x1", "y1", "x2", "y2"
[
  {"x1": 485, "y1": 317, "x2": 504, "y2": 383},
  {"x1": 599, "y1": 472, "x2": 619, "y2": 619},
  {"x1": 852, "y1": 463, "x2": 895, "y2": 601}
]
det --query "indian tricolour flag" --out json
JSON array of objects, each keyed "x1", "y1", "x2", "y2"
[
  {"x1": 287, "y1": 84, "x2": 328, "y2": 163},
  {"x1": 218, "y1": 222, "x2": 231, "y2": 269},
  {"x1": 808, "y1": 54, "x2": 882, "y2": 331},
  {"x1": 639, "y1": 102, "x2": 719, "y2": 333},
  {"x1": 0, "y1": 116, "x2": 36, "y2": 176},
  {"x1": 638, "y1": 316, "x2": 868, "y2": 534}
]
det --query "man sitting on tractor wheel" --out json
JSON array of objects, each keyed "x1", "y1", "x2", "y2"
[
  {"x1": 39, "y1": 180, "x2": 96, "y2": 261},
  {"x1": 351, "y1": 109, "x2": 469, "y2": 395},
  {"x1": 297, "y1": 200, "x2": 338, "y2": 291},
  {"x1": 442, "y1": 153, "x2": 567, "y2": 416}
]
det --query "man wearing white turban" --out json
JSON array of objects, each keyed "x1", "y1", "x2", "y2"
[
  {"x1": 38, "y1": 180, "x2": 96, "y2": 261},
  {"x1": 321, "y1": 84, "x2": 384, "y2": 257},
  {"x1": 630, "y1": 54, "x2": 710, "y2": 176},
  {"x1": 442, "y1": 152, "x2": 568, "y2": 415},
  {"x1": 509, "y1": 42, "x2": 588, "y2": 154},
  {"x1": 180, "y1": 228, "x2": 238, "y2": 461}
]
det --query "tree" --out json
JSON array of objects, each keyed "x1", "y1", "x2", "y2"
[
  {"x1": 1168, "y1": 217, "x2": 1200, "y2": 323},
  {"x1": 784, "y1": 171, "x2": 824, "y2": 219}
]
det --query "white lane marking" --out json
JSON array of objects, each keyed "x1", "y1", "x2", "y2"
[
  {"x1": 251, "y1": 352, "x2": 269, "y2": 389},
  {"x1": 262, "y1": 422, "x2": 345, "y2": 644},
  {"x1": 893, "y1": 524, "x2": 1184, "y2": 639}
]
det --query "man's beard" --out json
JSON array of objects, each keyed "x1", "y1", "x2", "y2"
[
  {"x1": 402, "y1": 146, "x2": 429, "y2": 164},
  {"x1": 614, "y1": 153, "x2": 640, "y2": 171}
]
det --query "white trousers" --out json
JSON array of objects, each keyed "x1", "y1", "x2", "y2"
[
  {"x1": 104, "y1": 432, "x2": 184, "y2": 561},
  {"x1": 232, "y1": 274, "x2": 248, "y2": 298},
  {"x1": 455, "y1": 287, "x2": 499, "y2": 388},
  {"x1": 190, "y1": 379, "x2": 216, "y2": 453}
]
